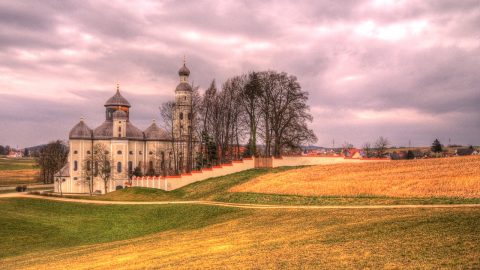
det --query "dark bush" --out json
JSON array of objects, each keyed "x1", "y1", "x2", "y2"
[{"x1": 115, "y1": 185, "x2": 123, "y2": 190}]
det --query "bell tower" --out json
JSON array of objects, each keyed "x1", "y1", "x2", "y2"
[{"x1": 174, "y1": 57, "x2": 193, "y2": 140}]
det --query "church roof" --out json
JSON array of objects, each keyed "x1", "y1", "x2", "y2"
[
  {"x1": 178, "y1": 63, "x2": 190, "y2": 76},
  {"x1": 55, "y1": 163, "x2": 70, "y2": 177},
  {"x1": 126, "y1": 122, "x2": 144, "y2": 139},
  {"x1": 113, "y1": 110, "x2": 128, "y2": 119},
  {"x1": 69, "y1": 119, "x2": 92, "y2": 139},
  {"x1": 144, "y1": 121, "x2": 170, "y2": 140},
  {"x1": 93, "y1": 120, "x2": 144, "y2": 140},
  {"x1": 93, "y1": 121, "x2": 113, "y2": 139},
  {"x1": 175, "y1": 82, "x2": 192, "y2": 92},
  {"x1": 105, "y1": 86, "x2": 131, "y2": 108}
]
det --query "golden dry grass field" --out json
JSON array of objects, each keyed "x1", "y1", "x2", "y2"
[
  {"x1": 0, "y1": 158, "x2": 39, "y2": 186},
  {"x1": 231, "y1": 156, "x2": 480, "y2": 198},
  {"x1": 1, "y1": 203, "x2": 479, "y2": 270}
]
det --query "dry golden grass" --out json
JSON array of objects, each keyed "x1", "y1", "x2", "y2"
[
  {"x1": 2, "y1": 207, "x2": 479, "y2": 269},
  {"x1": 0, "y1": 170, "x2": 39, "y2": 185},
  {"x1": 231, "y1": 156, "x2": 480, "y2": 198}
]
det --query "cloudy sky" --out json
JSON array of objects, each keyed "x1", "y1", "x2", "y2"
[{"x1": 0, "y1": 0, "x2": 479, "y2": 148}]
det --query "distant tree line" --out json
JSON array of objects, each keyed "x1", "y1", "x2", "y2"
[
  {"x1": 0, "y1": 145, "x2": 12, "y2": 155},
  {"x1": 160, "y1": 70, "x2": 317, "y2": 170}
]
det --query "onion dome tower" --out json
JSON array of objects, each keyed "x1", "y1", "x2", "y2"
[
  {"x1": 94, "y1": 84, "x2": 144, "y2": 140},
  {"x1": 174, "y1": 57, "x2": 193, "y2": 139},
  {"x1": 104, "y1": 84, "x2": 131, "y2": 121}
]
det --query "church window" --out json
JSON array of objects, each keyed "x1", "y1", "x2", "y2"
[
  {"x1": 128, "y1": 161, "x2": 133, "y2": 173},
  {"x1": 105, "y1": 151, "x2": 109, "y2": 155},
  {"x1": 87, "y1": 161, "x2": 91, "y2": 171},
  {"x1": 74, "y1": 161, "x2": 78, "y2": 171},
  {"x1": 117, "y1": 150, "x2": 122, "y2": 155},
  {"x1": 117, "y1": 162, "x2": 122, "y2": 173},
  {"x1": 105, "y1": 161, "x2": 111, "y2": 172},
  {"x1": 94, "y1": 162, "x2": 98, "y2": 176},
  {"x1": 118, "y1": 127, "x2": 121, "y2": 132},
  {"x1": 180, "y1": 112, "x2": 183, "y2": 120},
  {"x1": 139, "y1": 151, "x2": 142, "y2": 155},
  {"x1": 73, "y1": 150, "x2": 78, "y2": 154},
  {"x1": 87, "y1": 151, "x2": 91, "y2": 154},
  {"x1": 73, "y1": 177, "x2": 78, "y2": 180},
  {"x1": 188, "y1": 113, "x2": 191, "y2": 120},
  {"x1": 129, "y1": 151, "x2": 133, "y2": 155},
  {"x1": 184, "y1": 96, "x2": 186, "y2": 100},
  {"x1": 149, "y1": 151, "x2": 153, "y2": 155}
]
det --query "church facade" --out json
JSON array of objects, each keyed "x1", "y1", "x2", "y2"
[{"x1": 55, "y1": 62, "x2": 194, "y2": 194}]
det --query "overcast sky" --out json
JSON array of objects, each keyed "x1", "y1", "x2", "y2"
[{"x1": 0, "y1": 0, "x2": 479, "y2": 148}]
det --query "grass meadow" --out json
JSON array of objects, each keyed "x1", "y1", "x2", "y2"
[
  {"x1": 231, "y1": 156, "x2": 480, "y2": 198},
  {"x1": 0, "y1": 198, "x2": 479, "y2": 269}
]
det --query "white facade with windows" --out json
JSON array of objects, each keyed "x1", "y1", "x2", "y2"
[{"x1": 55, "y1": 62, "x2": 194, "y2": 194}]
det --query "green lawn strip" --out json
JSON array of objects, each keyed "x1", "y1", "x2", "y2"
[
  {"x1": 0, "y1": 158, "x2": 38, "y2": 170},
  {"x1": 0, "y1": 198, "x2": 245, "y2": 259},
  {"x1": 215, "y1": 192, "x2": 480, "y2": 205}
]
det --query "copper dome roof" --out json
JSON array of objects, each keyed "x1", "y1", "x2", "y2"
[
  {"x1": 178, "y1": 63, "x2": 190, "y2": 76},
  {"x1": 93, "y1": 120, "x2": 144, "y2": 140},
  {"x1": 175, "y1": 82, "x2": 192, "y2": 92},
  {"x1": 144, "y1": 121, "x2": 170, "y2": 140},
  {"x1": 105, "y1": 87, "x2": 131, "y2": 108},
  {"x1": 113, "y1": 110, "x2": 128, "y2": 119},
  {"x1": 69, "y1": 119, "x2": 92, "y2": 139}
]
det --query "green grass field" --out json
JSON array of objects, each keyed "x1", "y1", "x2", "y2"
[
  {"x1": 75, "y1": 167, "x2": 480, "y2": 205},
  {"x1": 0, "y1": 198, "x2": 243, "y2": 259},
  {"x1": 1, "y1": 198, "x2": 479, "y2": 269},
  {"x1": 0, "y1": 158, "x2": 38, "y2": 171}
]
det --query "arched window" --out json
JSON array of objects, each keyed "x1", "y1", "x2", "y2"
[
  {"x1": 105, "y1": 161, "x2": 111, "y2": 172},
  {"x1": 74, "y1": 161, "x2": 78, "y2": 171},
  {"x1": 87, "y1": 161, "x2": 91, "y2": 171},
  {"x1": 94, "y1": 162, "x2": 98, "y2": 176},
  {"x1": 73, "y1": 150, "x2": 78, "y2": 154},
  {"x1": 188, "y1": 113, "x2": 192, "y2": 120},
  {"x1": 117, "y1": 150, "x2": 122, "y2": 155},
  {"x1": 117, "y1": 162, "x2": 122, "y2": 173},
  {"x1": 179, "y1": 112, "x2": 183, "y2": 120},
  {"x1": 128, "y1": 161, "x2": 133, "y2": 173}
]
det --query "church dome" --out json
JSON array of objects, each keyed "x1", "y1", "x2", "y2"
[
  {"x1": 126, "y1": 122, "x2": 144, "y2": 140},
  {"x1": 175, "y1": 82, "x2": 192, "y2": 92},
  {"x1": 105, "y1": 86, "x2": 131, "y2": 108},
  {"x1": 93, "y1": 120, "x2": 144, "y2": 140},
  {"x1": 93, "y1": 121, "x2": 113, "y2": 139},
  {"x1": 144, "y1": 121, "x2": 170, "y2": 140},
  {"x1": 178, "y1": 64, "x2": 190, "y2": 76},
  {"x1": 113, "y1": 110, "x2": 127, "y2": 119},
  {"x1": 69, "y1": 119, "x2": 92, "y2": 139}
]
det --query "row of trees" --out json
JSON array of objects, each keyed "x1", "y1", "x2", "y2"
[
  {"x1": 159, "y1": 70, "x2": 318, "y2": 170},
  {"x1": 0, "y1": 145, "x2": 12, "y2": 155}
]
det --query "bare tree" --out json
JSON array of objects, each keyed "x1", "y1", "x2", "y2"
[
  {"x1": 82, "y1": 144, "x2": 113, "y2": 194},
  {"x1": 362, "y1": 142, "x2": 372, "y2": 158},
  {"x1": 375, "y1": 136, "x2": 390, "y2": 158},
  {"x1": 37, "y1": 140, "x2": 68, "y2": 184},
  {"x1": 160, "y1": 101, "x2": 179, "y2": 175}
]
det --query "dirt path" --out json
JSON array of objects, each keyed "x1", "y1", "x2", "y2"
[{"x1": 2, "y1": 192, "x2": 480, "y2": 209}]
